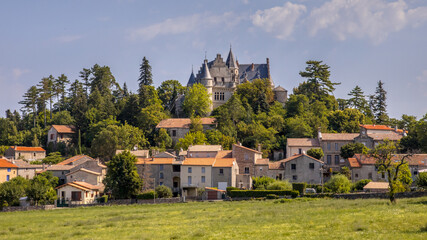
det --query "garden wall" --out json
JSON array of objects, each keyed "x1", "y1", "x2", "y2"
[
  {"x1": 1, "y1": 205, "x2": 55, "y2": 212},
  {"x1": 332, "y1": 191, "x2": 427, "y2": 199}
]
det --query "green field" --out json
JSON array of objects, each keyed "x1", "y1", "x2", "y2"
[{"x1": 1, "y1": 197, "x2": 426, "y2": 239}]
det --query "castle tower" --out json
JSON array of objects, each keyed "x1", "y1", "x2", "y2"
[
  {"x1": 226, "y1": 46, "x2": 239, "y2": 84},
  {"x1": 200, "y1": 59, "x2": 213, "y2": 110},
  {"x1": 186, "y1": 68, "x2": 196, "y2": 87}
]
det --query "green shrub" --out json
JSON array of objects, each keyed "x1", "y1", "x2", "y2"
[
  {"x1": 352, "y1": 179, "x2": 372, "y2": 191},
  {"x1": 98, "y1": 195, "x2": 108, "y2": 203},
  {"x1": 226, "y1": 187, "x2": 239, "y2": 196},
  {"x1": 307, "y1": 148, "x2": 324, "y2": 160},
  {"x1": 137, "y1": 191, "x2": 157, "y2": 199},
  {"x1": 228, "y1": 190, "x2": 299, "y2": 198},
  {"x1": 306, "y1": 184, "x2": 323, "y2": 193},
  {"x1": 415, "y1": 172, "x2": 427, "y2": 190},
  {"x1": 267, "y1": 180, "x2": 292, "y2": 190},
  {"x1": 325, "y1": 174, "x2": 351, "y2": 193},
  {"x1": 155, "y1": 185, "x2": 172, "y2": 198},
  {"x1": 266, "y1": 194, "x2": 279, "y2": 199},
  {"x1": 252, "y1": 176, "x2": 275, "y2": 190},
  {"x1": 292, "y1": 183, "x2": 307, "y2": 195}
]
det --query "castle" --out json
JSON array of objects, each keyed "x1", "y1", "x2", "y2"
[{"x1": 179, "y1": 47, "x2": 287, "y2": 114}]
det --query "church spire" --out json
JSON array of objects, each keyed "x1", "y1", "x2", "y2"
[{"x1": 226, "y1": 46, "x2": 237, "y2": 69}]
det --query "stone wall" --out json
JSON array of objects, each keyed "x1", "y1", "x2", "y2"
[
  {"x1": 332, "y1": 191, "x2": 427, "y2": 199},
  {"x1": 1, "y1": 205, "x2": 55, "y2": 212}
]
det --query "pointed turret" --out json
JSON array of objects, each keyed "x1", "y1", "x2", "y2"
[
  {"x1": 187, "y1": 69, "x2": 196, "y2": 87},
  {"x1": 226, "y1": 46, "x2": 237, "y2": 69},
  {"x1": 201, "y1": 59, "x2": 212, "y2": 80}
]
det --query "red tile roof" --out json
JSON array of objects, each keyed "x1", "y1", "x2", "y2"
[
  {"x1": 56, "y1": 181, "x2": 101, "y2": 191},
  {"x1": 156, "y1": 118, "x2": 216, "y2": 129},
  {"x1": 10, "y1": 146, "x2": 45, "y2": 152},
  {"x1": 255, "y1": 158, "x2": 269, "y2": 165},
  {"x1": 363, "y1": 182, "x2": 389, "y2": 190},
  {"x1": 286, "y1": 138, "x2": 320, "y2": 147},
  {"x1": 0, "y1": 159, "x2": 18, "y2": 168},
  {"x1": 360, "y1": 125, "x2": 393, "y2": 130},
  {"x1": 52, "y1": 125, "x2": 75, "y2": 134},
  {"x1": 182, "y1": 158, "x2": 216, "y2": 166},
  {"x1": 213, "y1": 158, "x2": 235, "y2": 167},
  {"x1": 216, "y1": 150, "x2": 233, "y2": 159},
  {"x1": 348, "y1": 158, "x2": 361, "y2": 168}
]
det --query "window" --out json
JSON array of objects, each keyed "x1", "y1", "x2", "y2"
[
  {"x1": 215, "y1": 92, "x2": 219, "y2": 100},
  {"x1": 7, "y1": 168, "x2": 11, "y2": 172},
  {"x1": 160, "y1": 182, "x2": 163, "y2": 186},
  {"x1": 355, "y1": 174, "x2": 359, "y2": 178},
  {"x1": 335, "y1": 143, "x2": 339, "y2": 151},
  {"x1": 172, "y1": 130, "x2": 176, "y2": 137},
  {"x1": 260, "y1": 167, "x2": 263, "y2": 171},
  {"x1": 202, "y1": 167, "x2": 205, "y2": 173},
  {"x1": 219, "y1": 168, "x2": 224, "y2": 174},
  {"x1": 201, "y1": 176, "x2": 205, "y2": 183},
  {"x1": 173, "y1": 182, "x2": 178, "y2": 188},
  {"x1": 220, "y1": 92, "x2": 224, "y2": 101},
  {"x1": 173, "y1": 165, "x2": 181, "y2": 172},
  {"x1": 244, "y1": 167, "x2": 249, "y2": 174},
  {"x1": 188, "y1": 167, "x2": 192, "y2": 173},
  {"x1": 334, "y1": 155, "x2": 340, "y2": 165},
  {"x1": 414, "y1": 170, "x2": 418, "y2": 175},
  {"x1": 381, "y1": 172, "x2": 385, "y2": 178},
  {"x1": 86, "y1": 192, "x2": 88, "y2": 197},
  {"x1": 159, "y1": 172, "x2": 164, "y2": 179},
  {"x1": 221, "y1": 77, "x2": 225, "y2": 83},
  {"x1": 309, "y1": 163, "x2": 315, "y2": 169},
  {"x1": 368, "y1": 173, "x2": 373, "y2": 179},
  {"x1": 292, "y1": 175, "x2": 298, "y2": 181},
  {"x1": 215, "y1": 92, "x2": 225, "y2": 101},
  {"x1": 327, "y1": 143, "x2": 331, "y2": 151},
  {"x1": 291, "y1": 164, "x2": 296, "y2": 170},
  {"x1": 298, "y1": 148, "x2": 302, "y2": 154},
  {"x1": 244, "y1": 154, "x2": 248, "y2": 161},
  {"x1": 327, "y1": 155, "x2": 332, "y2": 165},
  {"x1": 214, "y1": 77, "x2": 217, "y2": 83},
  {"x1": 188, "y1": 176, "x2": 192, "y2": 185},
  {"x1": 159, "y1": 164, "x2": 164, "y2": 171},
  {"x1": 71, "y1": 191, "x2": 81, "y2": 201},
  {"x1": 34, "y1": 152, "x2": 36, "y2": 157},
  {"x1": 50, "y1": 134, "x2": 54, "y2": 140},
  {"x1": 6, "y1": 175, "x2": 10, "y2": 181},
  {"x1": 61, "y1": 191, "x2": 65, "y2": 198}
]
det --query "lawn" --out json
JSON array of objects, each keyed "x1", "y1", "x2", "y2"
[{"x1": 1, "y1": 197, "x2": 426, "y2": 239}]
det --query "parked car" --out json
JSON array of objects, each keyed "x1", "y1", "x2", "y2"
[{"x1": 305, "y1": 188, "x2": 316, "y2": 194}]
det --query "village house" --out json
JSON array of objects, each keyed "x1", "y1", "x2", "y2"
[
  {"x1": 4, "y1": 146, "x2": 46, "y2": 162},
  {"x1": 155, "y1": 118, "x2": 216, "y2": 144},
  {"x1": 286, "y1": 138, "x2": 320, "y2": 159},
  {"x1": 0, "y1": 159, "x2": 18, "y2": 183},
  {"x1": 348, "y1": 154, "x2": 427, "y2": 182},
  {"x1": 47, "y1": 125, "x2": 75, "y2": 146},
  {"x1": 11, "y1": 159, "x2": 44, "y2": 180},
  {"x1": 56, "y1": 181, "x2": 101, "y2": 204}
]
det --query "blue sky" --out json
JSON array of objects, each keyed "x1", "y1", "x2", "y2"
[{"x1": 1, "y1": 0, "x2": 427, "y2": 119}]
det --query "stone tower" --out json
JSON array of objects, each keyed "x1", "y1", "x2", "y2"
[{"x1": 199, "y1": 59, "x2": 213, "y2": 110}]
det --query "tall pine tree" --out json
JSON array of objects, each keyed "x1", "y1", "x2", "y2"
[
  {"x1": 138, "y1": 57, "x2": 153, "y2": 89},
  {"x1": 19, "y1": 86, "x2": 38, "y2": 128},
  {"x1": 371, "y1": 80, "x2": 388, "y2": 124}
]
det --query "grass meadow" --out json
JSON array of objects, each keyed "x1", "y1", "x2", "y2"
[{"x1": 0, "y1": 197, "x2": 426, "y2": 239}]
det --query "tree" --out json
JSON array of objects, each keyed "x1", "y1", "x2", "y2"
[
  {"x1": 328, "y1": 109, "x2": 365, "y2": 133},
  {"x1": 26, "y1": 172, "x2": 58, "y2": 205},
  {"x1": 252, "y1": 176, "x2": 275, "y2": 190},
  {"x1": 42, "y1": 152, "x2": 64, "y2": 164},
  {"x1": 176, "y1": 131, "x2": 207, "y2": 151},
  {"x1": 352, "y1": 179, "x2": 372, "y2": 191},
  {"x1": 0, "y1": 176, "x2": 29, "y2": 207},
  {"x1": 415, "y1": 172, "x2": 427, "y2": 190},
  {"x1": 19, "y1": 86, "x2": 38, "y2": 127},
  {"x1": 154, "y1": 128, "x2": 172, "y2": 149},
  {"x1": 189, "y1": 115, "x2": 203, "y2": 132},
  {"x1": 340, "y1": 142, "x2": 368, "y2": 159},
  {"x1": 307, "y1": 148, "x2": 324, "y2": 160},
  {"x1": 236, "y1": 78, "x2": 274, "y2": 113},
  {"x1": 155, "y1": 185, "x2": 172, "y2": 198},
  {"x1": 266, "y1": 180, "x2": 292, "y2": 190},
  {"x1": 157, "y1": 80, "x2": 185, "y2": 113},
  {"x1": 79, "y1": 68, "x2": 92, "y2": 97},
  {"x1": 182, "y1": 83, "x2": 211, "y2": 117},
  {"x1": 53, "y1": 74, "x2": 69, "y2": 112},
  {"x1": 206, "y1": 130, "x2": 235, "y2": 150},
  {"x1": 325, "y1": 174, "x2": 351, "y2": 193},
  {"x1": 118, "y1": 94, "x2": 141, "y2": 127},
  {"x1": 138, "y1": 57, "x2": 153, "y2": 87},
  {"x1": 370, "y1": 140, "x2": 411, "y2": 203},
  {"x1": 104, "y1": 151, "x2": 142, "y2": 199},
  {"x1": 37, "y1": 75, "x2": 54, "y2": 127},
  {"x1": 51, "y1": 111, "x2": 75, "y2": 125},
  {"x1": 371, "y1": 80, "x2": 388, "y2": 124}
]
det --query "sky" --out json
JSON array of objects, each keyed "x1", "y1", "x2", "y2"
[{"x1": 1, "y1": 0, "x2": 427, "y2": 119}]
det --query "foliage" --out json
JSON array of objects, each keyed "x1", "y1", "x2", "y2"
[
  {"x1": 352, "y1": 179, "x2": 372, "y2": 191},
  {"x1": 370, "y1": 80, "x2": 388, "y2": 124},
  {"x1": 328, "y1": 109, "x2": 365, "y2": 133},
  {"x1": 138, "y1": 57, "x2": 153, "y2": 87},
  {"x1": 26, "y1": 172, "x2": 58, "y2": 205},
  {"x1": 182, "y1": 83, "x2": 212, "y2": 117},
  {"x1": 41, "y1": 152, "x2": 64, "y2": 164},
  {"x1": 154, "y1": 128, "x2": 172, "y2": 149},
  {"x1": 157, "y1": 80, "x2": 186, "y2": 113},
  {"x1": 415, "y1": 172, "x2": 427, "y2": 189},
  {"x1": 205, "y1": 130, "x2": 234, "y2": 150},
  {"x1": 228, "y1": 190, "x2": 299, "y2": 198},
  {"x1": 104, "y1": 151, "x2": 142, "y2": 199},
  {"x1": 176, "y1": 131, "x2": 207, "y2": 151},
  {"x1": 267, "y1": 180, "x2": 292, "y2": 191},
  {"x1": 292, "y1": 183, "x2": 307, "y2": 195},
  {"x1": 155, "y1": 185, "x2": 172, "y2": 198},
  {"x1": 307, "y1": 148, "x2": 324, "y2": 160},
  {"x1": 340, "y1": 167, "x2": 351, "y2": 179},
  {"x1": 236, "y1": 78, "x2": 274, "y2": 113},
  {"x1": 137, "y1": 191, "x2": 157, "y2": 199},
  {"x1": 325, "y1": 174, "x2": 351, "y2": 193},
  {"x1": 97, "y1": 195, "x2": 108, "y2": 203},
  {"x1": 252, "y1": 176, "x2": 275, "y2": 190},
  {"x1": 340, "y1": 142, "x2": 368, "y2": 159},
  {"x1": 0, "y1": 176, "x2": 30, "y2": 207}
]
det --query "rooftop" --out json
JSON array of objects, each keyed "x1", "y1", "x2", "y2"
[
  {"x1": 353, "y1": 154, "x2": 427, "y2": 166},
  {"x1": 233, "y1": 144, "x2": 262, "y2": 154},
  {"x1": 188, "y1": 145, "x2": 222, "y2": 152},
  {"x1": 363, "y1": 182, "x2": 389, "y2": 190},
  {"x1": 361, "y1": 125, "x2": 393, "y2": 130},
  {"x1": 136, "y1": 158, "x2": 175, "y2": 165},
  {"x1": 56, "y1": 181, "x2": 101, "y2": 191},
  {"x1": 156, "y1": 118, "x2": 216, "y2": 129},
  {"x1": 182, "y1": 158, "x2": 216, "y2": 166},
  {"x1": 51, "y1": 125, "x2": 75, "y2": 134},
  {"x1": 10, "y1": 146, "x2": 45, "y2": 152},
  {"x1": 213, "y1": 158, "x2": 236, "y2": 167},
  {"x1": 0, "y1": 159, "x2": 18, "y2": 168},
  {"x1": 65, "y1": 168, "x2": 101, "y2": 176},
  {"x1": 321, "y1": 133, "x2": 359, "y2": 141},
  {"x1": 57, "y1": 155, "x2": 94, "y2": 166},
  {"x1": 10, "y1": 160, "x2": 43, "y2": 168},
  {"x1": 286, "y1": 138, "x2": 320, "y2": 147}
]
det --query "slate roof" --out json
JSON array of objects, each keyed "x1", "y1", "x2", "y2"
[
  {"x1": 286, "y1": 138, "x2": 320, "y2": 147},
  {"x1": 156, "y1": 118, "x2": 216, "y2": 129},
  {"x1": 51, "y1": 125, "x2": 75, "y2": 134},
  {"x1": 238, "y1": 64, "x2": 269, "y2": 83},
  {"x1": 200, "y1": 59, "x2": 212, "y2": 79},
  {"x1": 10, "y1": 146, "x2": 45, "y2": 152},
  {"x1": 0, "y1": 159, "x2": 18, "y2": 168},
  {"x1": 226, "y1": 48, "x2": 237, "y2": 68},
  {"x1": 273, "y1": 86, "x2": 287, "y2": 92},
  {"x1": 187, "y1": 71, "x2": 196, "y2": 87}
]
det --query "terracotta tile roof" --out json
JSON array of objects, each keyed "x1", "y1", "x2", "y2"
[
  {"x1": 65, "y1": 168, "x2": 101, "y2": 176},
  {"x1": 45, "y1": 165, "x2": 74, "y2": 171},
  {"x1": 363, "y1": 182, "x2": 389, "y2": 190},
  {"x1": 321, "y1": 133, "x2": 359, "y2": 141},
  {"x1": 268, "y1": 161, "x2": 284, "y2": 170},
  {"x1": 280, "y1": 154, "x2": 323, "y2": 164},
  {"x1": 0, "y1": 159, "x2": 18, "y2": 168},
  {"x1": 216, "y1": 150, "x2": 232, "y2": 159},
  {"x1": 10, "y1": 146, "x2": 45, "y2": 152},
  {"x1": 233, "y1": 144, "x2": 262, "y2": 154},
  {"x1": 361, "y1": 125, "x2": 393, "y2": 130},
  {"x1": 213, "y1": 158, "x2": 235, "y2": 167},
  {"x1": 188, "y1": 145, "x2": 222, "y2": 152},
  {"x1": 255, "y1": 158, "x2": 269, "y2": 165},
  {"x1": 348, "y1": 158, "x2": 361, "y2": 168},
  {"x1": 353, "y1": 154, "x2": 427, "y2": 166},
  {"x1": 182, "y1": 158, "x2": 216, "y2": 166},
  {"x1": 156, "y1": 118, "x2": 216, "y2": 129},
  {"x1": 367, "y1": 132, "x2": 403, "y2": 141},
  {"x1": 57, "y1": 155, "x2": 94, "y2": 165},
  {"x1": 56, "y1": 181, "x2": 101, "y2": 191},
  {"x1": 51, "y1": 125, "x2": 75, "y2": 134},
  {"x1": 116, "y1": 150, "x2": 150, "y2": 158},
  {"x1": 136, "y1": 158, "x2": 175, "y2": 165},
  {"x1": 205, "y1": 187, "x2": 225, "y2": 192},
  {"x1": 11, "y1": 160, "x2": 43, "y2": 169},
  {"x1": 286, "y1": 138, "x2": 320, "y2": 147}
]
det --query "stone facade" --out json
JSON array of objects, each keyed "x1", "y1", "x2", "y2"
[
  {"x1": 0, "y1": 159, "x2": 18, "y2": 183},
  {"x1": 46, "y1": 125, "x2": 75, "y2": 147},
  {"x1": 4, "y1": 146, "x2": 46, "y2": 162},
  {"x1": 156, "y1": 118, "x2": 216, "y2": 145},
  {"x1": 232, "y1": 144, "x2": 263, "y2": 175},
  {"x1": 283, "y1": 155, "x2": 323, "y2": 184}
]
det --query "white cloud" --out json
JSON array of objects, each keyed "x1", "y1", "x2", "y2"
[
  {"x1": 307, "y1": 0, "x2": 427, "y2": 44},
  {"x1": 55, "y1": 35, "x2": 83, "y2": 43},
  {"x1": 416, "y1": 70, "x2": 427, "y2": 83},
  {"x1": 12, "y1": 68, "x2": 29, "y2": 79},
  {"x1": 127, "y1": 12, "x2": 241, "y2": 41},
  {"x1": 251, "y1": 2, "x2": 307, "y2": 40}
]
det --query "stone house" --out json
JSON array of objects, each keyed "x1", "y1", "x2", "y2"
[
  {"x1": 348, "y1": 154, "x2": 427, "y2": 182},
  {"x1": 4, "y1": 146, "x2": 46, "y2": 162},
  {"x1": 47, "y1": 125, "x2": 75, "y2": 147},
  {"x1": 66, "y1": 168, "x2": 103, "y2": 186},
  {"x1": 232, "y1": 144, "x2": 264, "y2": 175},
  {"x1": 11, "y1": 160, "x2": 44, "y2": 180},
  {"x1": 43, "y1": 165, "x2": 74, "y2": 185},
  {"x1": 212, "y1": 158, "x2": 238, "y2": 190},
  {"x1": 156, "y1": 118, "x2": 216, "y2": 144},
  {"x1": 0, "y1": 159, "x2": 18, "y2": 183},
  {"x1": 286, "y1": 138, "x2": 320, "y2": 158},
  {"x1": 56, "y1": 181, "x2": 101, "y2": 204},
  {"x1": 181, "y1": 158, "x2": 215, "y2": 197}
]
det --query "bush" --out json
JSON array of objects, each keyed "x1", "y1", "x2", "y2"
[
  {"x1": 155, "y1": 185, "x2": 173, "y2": 198},
  {"x1": 415, "y1": 172, "x2": 427, "y2": 190},
  {"x1": 137, "y1": 191, "x2": 157, "y2": 199},
  {"x1": 267, "y1": 180, "x2": 292, "y2": 190},
  {"x1": 325, "y1": 174, "x2": 351, "y2": 193},
  {"x1": 228, "y1": 190, "x2": 299, "y2": 198},
  {"x1": 306, "y1": 184, "x2": 323, "y2": 193},
  {"x1": 98, "y1": 195, "x2": 108, "y2": 203},
  {"x1": 352, "y1": 179, "x2": 372, "y2": 191},
  {"x1": 292, "y1": 183, "x2": 307, "y2": 195},
  {"x1": 307, "y1": 148, "x2": 324, "y2": 160},
  {"x1": 266, "y1": 194, "x2": 279, "y2": 199},
  {"x1": 252, "y1": 176, "x2": 275, "y2": 190}
]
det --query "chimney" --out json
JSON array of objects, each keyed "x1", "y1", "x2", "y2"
[
  {"x1": 251, "y1": 63, "x2": 255, "y2": 71},
  {"x1": 394, "y1": 125, "x2": 398, "y2": 132},
  {"x1": 257, "y1": 144, "x2": 262, "y2": 152},
  {"x1": 317, "y1": 127, "x2": 322, "y2": 140}
]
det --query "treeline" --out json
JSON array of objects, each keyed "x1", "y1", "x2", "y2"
[{"x1": 0, "y1": 59, "x2": 425, "y2": 161}]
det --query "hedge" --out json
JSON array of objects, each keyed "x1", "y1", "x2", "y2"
[
  {"x1": 228, "y1": 190, "x2": 299, "y2": 198},
  {"x1": 137, "y1": 191, "x2": 157, "y2": 199},
  {"x1": 292, "y1": 183, "x2": 307, "y2": 195}
]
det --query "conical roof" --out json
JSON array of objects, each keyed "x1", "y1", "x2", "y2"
[
  {"x1": 187, "y1": 71, "x2": 196, "y2": 87},
  {"x1": 226, "y1": 47, "x2": 237, "y2": 69},
  {"x1": 201, "y1": 59, "x2": 212, "y2": 79}
]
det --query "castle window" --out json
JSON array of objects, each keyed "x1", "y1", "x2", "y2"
[
  {"x1": 220, "y1": 92, "x2": 224, "y2": 101},
  {"x1": 214, "y1": 77, "x2": 217, "y2": 83},
  {"x1": 214, "y1": 92, "x2": 219, "y2": 100}
]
